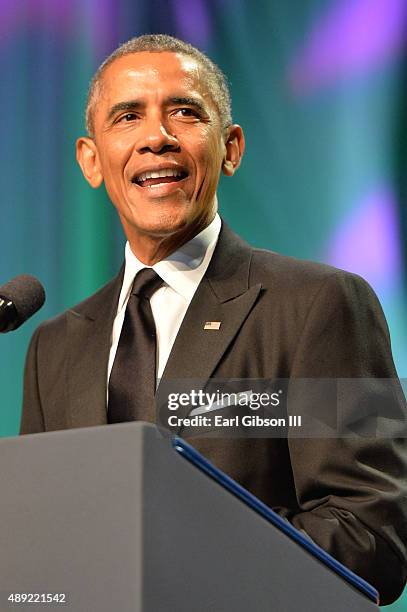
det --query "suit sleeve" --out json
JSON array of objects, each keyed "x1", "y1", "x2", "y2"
[
  {"x1": 20, "y1": 325, "x2": 46, "y2": 434},
  {"x1": 286, "y1": 271, "x2": 407, "y2": 605}
]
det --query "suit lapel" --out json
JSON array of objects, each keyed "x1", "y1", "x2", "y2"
[
  {"x1": 66, "y1": 267, "x2": 124, "y2": 429},
  {"x1": 64, "y1": 223, "x2": 260, "y2": 428},
  {"x1": 160, "y1": 223, "x2": 261, "y2": 387},
  {"x1": 161, "y1": 277, "x2": 261, "y2": 382}
]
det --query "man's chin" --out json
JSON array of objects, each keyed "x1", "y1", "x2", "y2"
[
  {"x1": 119, "y1": 198, "x2": 215, "y2": 247},
  {"x1": 122, "y1": 211, "x2": 190, "y2": 240}
]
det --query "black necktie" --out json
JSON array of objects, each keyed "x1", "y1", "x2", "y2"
[{"x1": 108, "y1": 268, "x2": 163, "y2": 424}]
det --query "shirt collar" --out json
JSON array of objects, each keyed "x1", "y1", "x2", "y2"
[{"x1": 118, "y1": 213, "x2": 222, "y2": 311}]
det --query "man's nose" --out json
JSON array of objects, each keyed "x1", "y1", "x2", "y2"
[{"x1": 136, "y1": 115, "x2": 180, "y2": 154}]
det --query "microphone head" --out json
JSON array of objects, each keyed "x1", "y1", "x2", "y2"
[{"x1": 0, "y1": 274, "x2": 46, "y2": 331}]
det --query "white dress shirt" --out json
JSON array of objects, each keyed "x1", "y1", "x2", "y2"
[{"x1": 107, "y1": 213, "x2": 222, "y2": 391}]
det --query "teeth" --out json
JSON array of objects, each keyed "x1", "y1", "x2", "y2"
[{"x1": 136, "y1": 168, "x2": 183, "y2": 182}]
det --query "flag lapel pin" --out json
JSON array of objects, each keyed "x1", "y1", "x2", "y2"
[{"x1": 204, "y1": 321, "x2": 221, "y2": 330}]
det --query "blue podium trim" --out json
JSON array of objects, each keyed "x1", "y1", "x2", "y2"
[{"x1": 172, "y1": 436, "x2": 379, "y2": 605}]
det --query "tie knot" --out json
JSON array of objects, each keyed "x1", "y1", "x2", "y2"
[{"x1": 132, "y1": 268, "x2": 163, "y2": 299}]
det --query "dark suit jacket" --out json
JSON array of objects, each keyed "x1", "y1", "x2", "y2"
[{"x1": 21, "y1": 223, "x2": 407, "y2": 604}]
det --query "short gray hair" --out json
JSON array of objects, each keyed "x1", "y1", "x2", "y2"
[{"x1": 85, "y1": 34, "x2": 232, "y2": 138}]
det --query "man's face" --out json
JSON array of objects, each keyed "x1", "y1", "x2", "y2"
[{"x1": 79, "y1": 51, "x2": 241, "y2": 244}]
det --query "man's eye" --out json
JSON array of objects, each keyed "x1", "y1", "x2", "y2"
[
  {"x1": 173, "y1": 108, "x2": 199, "y2": 119},
  {"x1": 118, "y1": 113, "x2": 137, "y2": 122}
]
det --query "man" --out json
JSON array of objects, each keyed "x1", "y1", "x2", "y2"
[{"x1": 20, "y1": 34, "x2": 407, "y2": 604}]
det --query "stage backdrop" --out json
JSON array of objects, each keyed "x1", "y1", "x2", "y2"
[{"x1": 1, "y1": 2, "x2": 406, "y2": 607}]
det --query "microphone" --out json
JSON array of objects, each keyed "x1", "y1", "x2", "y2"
[{"x1": 0, "y1": 275, "x2": 46, "y2": 333}]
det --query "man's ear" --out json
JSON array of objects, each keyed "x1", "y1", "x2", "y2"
[
  {"x1": 76, "y1": 137, "x2": 103, "y2": 188},
  {"x1": 222, "y1": 124, "x2": 245, "y2": 177}
]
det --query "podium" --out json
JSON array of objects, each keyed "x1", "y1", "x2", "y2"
[{"x1": 0, "y1": 423, "x2": 378, "y2": 611}]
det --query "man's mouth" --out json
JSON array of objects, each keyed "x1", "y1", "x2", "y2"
[{"x1": 132, "y1": 167, "x2": 188, "y2": 189}]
